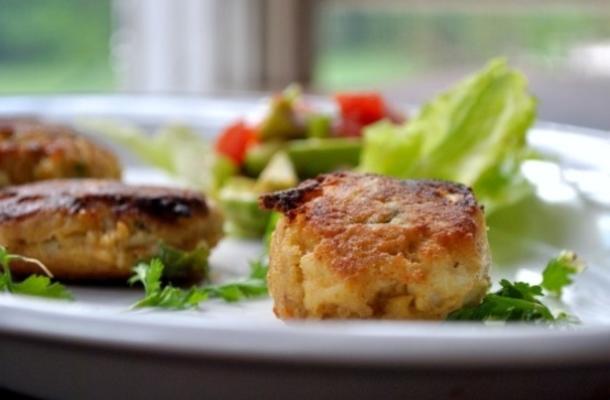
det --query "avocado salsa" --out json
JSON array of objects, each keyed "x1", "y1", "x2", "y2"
[{"x1": 214, "y1": 86, "x2": 406, "y2": 237}]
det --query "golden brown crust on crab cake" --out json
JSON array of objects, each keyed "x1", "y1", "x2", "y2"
[
  {"x1": 0, "y1": 179, "x2": 223, "y2": 280},
  {"x1": 0, "y1": 118, "x2": 121, "y2": 186},
  {"x1": 260, "y1": 172, "x2": 490, "y2": 320}
]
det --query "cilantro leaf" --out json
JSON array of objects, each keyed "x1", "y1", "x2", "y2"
[
  {"x1": 11, "y1": 275, "x2": 73, "y2": 300},
  {"x1": 129, "y1": 257, "x2": 269, "y2": 310},
  {"x1": 496, "y1": 280, "x2": 544, "y2": 303},
  {"x1": 202, "y1": 258, "x2": 269, "y2": 302},
  {"x1": 129, "y1": 259, "x2": 164, "y2": 293},
  {"x1": 541, "y1": 251, "x2": 585, "y2": 296},
  {"x1": 128, "y1": 243, "x2": 214, "y2": 309},
  {"x1": 0, "y1": 268, "x2": 12, "y2": 292},
  {"x1": 129, "y1": 259, "x2": 205, "y2": 310},
  {"x1": 447, "y1": 285, "x2": 554, "y2": 322},
  {"x1": 0, "y1": 246, "x2": 72, "y2": 300},
  {"x1": 0, "y1": 246, "x2": 10, "y2": 267},
  {"x1": 447, "y1": 251, "x2": 583, "y2": 323},
  {"x1": 263, "y1": 212, "x2": 281, "y2": 250},
  {"x1": 203, "y1": 278, "x2": 267, "y2": 302},
  {"x1": 0, "y1": 246, "x2": 13, "y2": 293},
  {"x1": 0, "y1": 247, "x2": 69, "y2": 299},
  {"x1": 151, "y1": 243, "x2": 210, "y2": 281},
  {"x1": 248, "y1": 258, "x2": 269, "y2": 280},
  {"x1": 132, "y1": 285, "x2": 207, "y2": 310}
]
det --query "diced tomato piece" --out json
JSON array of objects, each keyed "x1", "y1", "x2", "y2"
[
  {"x1": 335, "y1": 92, "x2": 407, "y2": 137},
  {"x1": 215, "y1": 120, "x2": 258, "y2": 165},
  {"x1": 335, "y1": 92, "x2": 386, "y2": 127}
]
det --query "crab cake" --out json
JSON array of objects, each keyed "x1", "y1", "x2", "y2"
[
  {"x1": 0, "y1": 118, "x2": 121, "y2": 187},
  {"x1": 0, "y1": 180, "x2": 223, "y2": 280},
  {"x1": 260, "y1": 172, "x2": 490, "y2": 320}
]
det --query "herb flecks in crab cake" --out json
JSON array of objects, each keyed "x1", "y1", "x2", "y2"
[{"x1": 260, "y1": 172, "x2": 490, "y2": 320}]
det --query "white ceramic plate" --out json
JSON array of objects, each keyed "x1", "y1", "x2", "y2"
[{"x1": 1, "y1": 95, "x2": 609, "y2": 400}]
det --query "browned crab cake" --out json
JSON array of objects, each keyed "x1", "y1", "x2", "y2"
[
  {"x1": 0, "y1": 118, "x2": 121, "y2": 186},
  {"x1": 260, "y1": 172, "x2": 490, "y2": 320},
  {"x1": 0, "y1": 179, "x2": 223, "y2": 280}
]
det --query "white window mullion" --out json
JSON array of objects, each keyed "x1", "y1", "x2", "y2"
[{"x1": 113, "y1": 0, "x2": 312, "y2": 93}]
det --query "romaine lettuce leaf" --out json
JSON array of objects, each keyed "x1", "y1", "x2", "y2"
[
  {"x1": 82, "y1": 120, "x2": 236, "y2": 196},
  {"x1": 360, "y1": 59, "x2": 536, "y2": 212}
]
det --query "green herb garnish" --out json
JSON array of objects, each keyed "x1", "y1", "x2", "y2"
[
  {"x1": 447, "y1": 280, "x2": 554, "y2": 322},
  {"x1": 129, "y1": 257, "x2": 269, "y2": 310},
  {"x1": 448, "y1": 251, "x2": 584, "y2": 323},
  {"x1": 0, "y1": 246, "x2": 72, "y2": 300},
  {"x1": 152, "y1": 243, "x2": 210, "y2": 281},
  {"x1": 129, "y1": 259, "x2": 207, "y2": 309},
  {"x1": 202, "y1": 259, "x2": 268, "y2": 303},
  {"x1": 541, "y1": 251, "x2": 584, "y2": 296},
  {"x1": 263, "y1": 212, "x2": 281, "y2": 250}
]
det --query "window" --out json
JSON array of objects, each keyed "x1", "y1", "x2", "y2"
[
  {"x1": 311, "y1": 0, "x2": 610, "y2": 129},
  {"x1": 0, "y1": 0, "x2": 114, "y2": 93},
  {"x1": 2, "y1": 0, "x2": 609, "y2": 129}
]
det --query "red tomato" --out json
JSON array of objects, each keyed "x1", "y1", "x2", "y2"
[
  {"x1": 335, "y1": 93, "x2": 407, "y2": 137},
  {"x1": 335, "y1": 92, "x2": 386, "y2": 127},
  {"x1": 215, "y1": 120, "x2": 258, "y2": 165}
]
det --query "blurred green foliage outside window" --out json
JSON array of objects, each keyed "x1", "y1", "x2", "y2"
[
  {"x1": 314, "y1": 5, "x2": 610, "y2": 89},
  {"x1": 0, "y1": 0, "x2": 114, "y2": 93}
]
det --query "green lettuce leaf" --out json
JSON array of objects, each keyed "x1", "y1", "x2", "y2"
[
  {"x1": 81, "y1": 121, "x2": 236, "y2": 196},
  {"x1": 360, "y1": 59, "x2": 536, "y2": 212}
]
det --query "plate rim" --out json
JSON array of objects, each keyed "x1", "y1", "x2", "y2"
[{"x1": 1, "y1": 293, "x2": 610, "y2": 368}]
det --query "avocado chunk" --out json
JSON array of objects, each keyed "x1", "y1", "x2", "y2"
[
  {"x1": 258, "y1": 87, "x2": 305, "y2": 141},
  {"x1": 306, "y1": 114, "x2": 332, "y2": 138},
  {"x1": 255, "y1": 151, "x2": 298, "y2": 192},
  {"x1": 218, "y1": 177, "x2": 270, "y2": 238},
  {"x1": 243, "y1": 141, "x2": 285, "y2": 177},
  {"x1": 287, "y1": 138, "x2": 362, "y2": 178}
]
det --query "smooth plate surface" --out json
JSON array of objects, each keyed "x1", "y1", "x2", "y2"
[{"x1": 1, "y1": 95, "x2": 610, "y2": 398}]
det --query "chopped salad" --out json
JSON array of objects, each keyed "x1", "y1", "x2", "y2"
[{"x1": 88, "y1": 58, "x2": 535, "y2": 239}]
